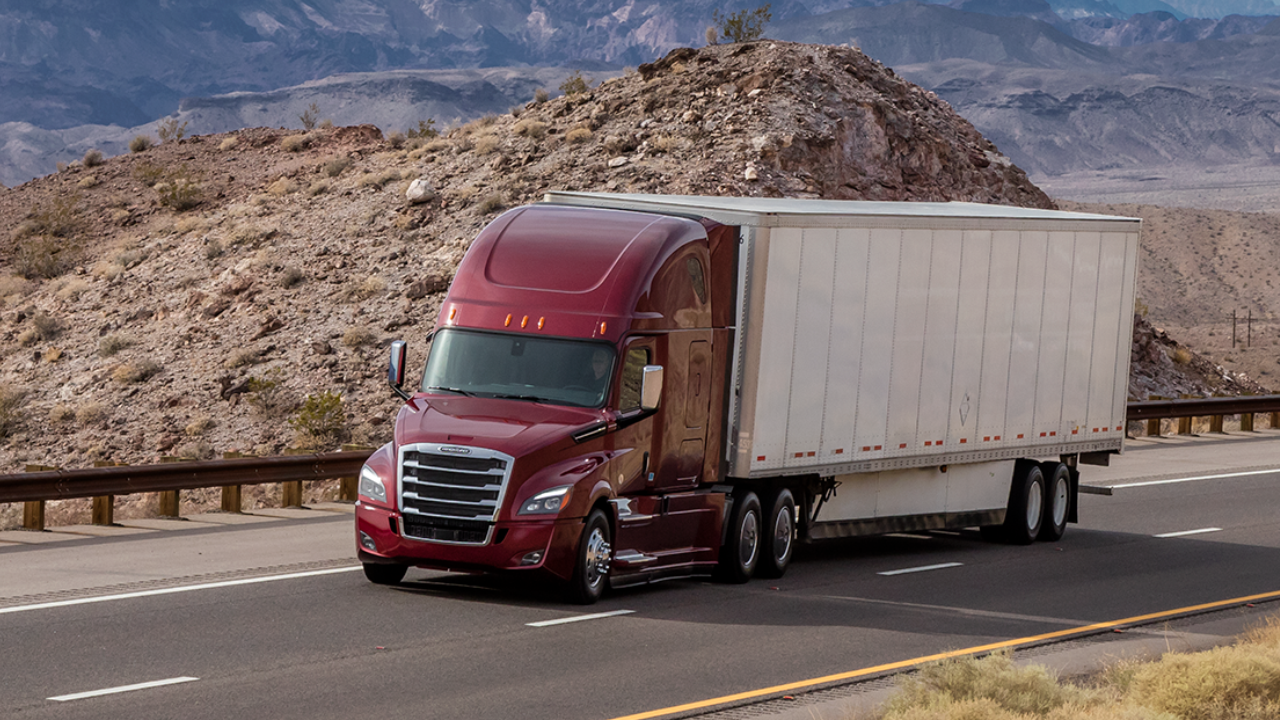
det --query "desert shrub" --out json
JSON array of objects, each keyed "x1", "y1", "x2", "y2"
[
  {"x1": 566, "y1": 127, "x2": 593, "y2": 144},
  {"x1": 112, "y1": 359, "x2": 161, "y2": 383},
  {"x1": 711, "y1": 3, "x2": 772, "y2": 43},
  {"x1": 131, "y1": 162, "x2": 165, "y2": 187},
  {"x1": 54, "y1": 278, "x2": 90, "y2": 301},
  {"x1": 386, "y1": 131, "x2": 406, "y2": 149},
  {"x1": 184, "y1": 416, "x2": 215, "y2": 437},
  {"x1": 652, "y1": 135, "x2": 679, "y2": 153},
  {"x1": 358, "y1": 169, "x2": 402, "y2": 189},
  {"x1": 289, "y1": 391, "x2": 345, "y2": 450},
  {"x1": 1171, "y1": 348, "x2": 1192, "y2": 365},
  {"x1": 153, "y1": 167, "x2": 203, "y2": 211},
  {"x1": 82, "y1": 148, "x2": 104, "y2": 167},
  {"x1": 0, "y1": 385, "x2": 28, "y2": 437},
  {"x1": 534, "y1": 87, "x2": 550, "y2": 104},
  {"x1": 15, "y1": 236, "x2": 77, "y2": 279},
  {"x1": 476, "y1": 193, "x2": 506, "y2": 215},
  {"x1": 338, "y1": 275, "x2": 387, "y2": 303},
  {"x1": 882, "y1": 652, "x2": 1093, "y2": 719},
  {"x1": 318, "y1": 118, "x2": 333, "y2": 129},
  {"x1": 15, "y1": 195, "x2": 82, "y2": 239},
  {"x1": 281, "y1": 134, "x2": 310, "y2": 153},
  {"x1": 280, "y1": 266, "x2": 305, "y2": 288},
  {"x1": 48, "y1": 404, "x2": 75, "y2": 424},
  {"x1": 424, "y1": 138, "x2": 451, "y2": 153},
  {"x1": 299, "y1": 102, "x2": 320, "y2": 130},
  {"x1": 308, "y1": 180, "x2": 330, "y2": 196},
  {"x1": 98, "y1": 333, "x2": 134, "y2": 357},
  {"x1": 224, "y1": 348, "x2": 261, "y2": 369},
  {"x1": 175, "y1": 441, "x2": 214, "y2": 460},
  {"x1": 266, "y1": 177, "x2": 296, "y2": 196},
  {"x1": 129, "y1": 135, "x2": 153, "y2": 153},
  {"x1": 342, "y1": 326, "x2": 376, "y2": 348},
  {"x1": 473, "y1": 135, "x2": 502, "y2": 155},
  {"x1": 75, "y1": 402, "x2": 106, "y2": 426},
  {"x1": 157, "y1": 117, "x2": 187, "y2": 143},
  {"x1": 77, "y1": 175, "x2": 100, "y2": 189},
  {"x1": 514, "y1": 119, "x2": 548, "y2": 139},
  {"x1": 247, "y1": 370, "x2": 297, "y2": 419},
  {"x1": 220, "y1": 136, "x2": 240, "y2": 151},
  {"x1": 203, "y1": 238, "x2": 223, "y2": 260},
  {"x1": 323, "y1": 155, "x2": 352, "y2": 177},
  {"x1": 406, "y1": 119, "x2": 438, "y2": 139},
  {"x1": 0, "y1": 275, "x2": 31, "y2": 300},
  {"x1": 1125, "y1": 637, "x2": 1280, "y2": 720},
  {"x1": 31, "y1": 312, "x2": 62, "y2": 340},
  {"x1": 560, "y1": 71, "x2": 591, "y2": 95}
]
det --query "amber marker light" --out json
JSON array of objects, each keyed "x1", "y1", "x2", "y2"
[
  {"x1": 448, "y1": 307, "x2": 457, "y2": 323},
  {"x1": 537, "y1": 317, "x2": 545, "y2": 330},
  {"x1": 599, "y1": 322, "x2": 607, "y2": 334},
  {"x1": 521, "y1": 315, "x2": 529, "y2": 328},
  {"x1": 504, "y1": 314, "x2": 512, "y2": 327}
]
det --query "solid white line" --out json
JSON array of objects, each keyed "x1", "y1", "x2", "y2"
[
  {"x1": 526, "y1": 609, "x2": 635, "y2": 627},
  {"x1": 877, "y1": 562, "x2": 963, "y2": 576},
  {"x1": 1111, "y1": 468, "x2": 1280, "y2": 489},
  {"x1": 1154, "y1": 527, "x2": 1223, "y2": 538},
  {"x1": 48, "y1": 676, "x2": 199, "y2": 702},
  {"x1": 0, "y1": 566, "x2": 362, "y2": 616},
  {"x1": 884, "y1": 533, "x2": 933, "y2": 540}
]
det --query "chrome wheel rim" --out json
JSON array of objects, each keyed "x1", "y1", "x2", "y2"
[
  {"x1": 773, "y1": 506, "x2": 793, "y2": 563},
  {"x1": 583, "y1": 527, "x2": 611, "y2": 590},
  {"x1": 1052, "y1": 477, "x2": 1069, "y2": 528},
  {"x1": 739, "y1": 509, "x2": 760, "y2": 568}
]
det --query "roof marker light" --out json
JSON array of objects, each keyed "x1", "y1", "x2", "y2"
[
  {"x1": 521, "y1": 315, "x2": 529, "y2": 328},
  {"x1": 504, "y1": 314, "x2": 512, "y2": 327},
  {"x1": 600, "y1": 322, "x2": 607, "y2": 335},
  {"x1": 448, "y1": 307, "x2": 457, "y2": 322},
  {"x1": 537, "y1": 317, "x2": 545, "y2": 330}
]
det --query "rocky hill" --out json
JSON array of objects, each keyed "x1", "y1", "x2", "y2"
[{"x1": 0, "y1": 41, "x2": 1050, "y2": 492}]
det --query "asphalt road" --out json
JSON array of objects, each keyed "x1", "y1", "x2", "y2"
[{"x1": 3, "y1": 436, "x2": 1280, "y2": 720}]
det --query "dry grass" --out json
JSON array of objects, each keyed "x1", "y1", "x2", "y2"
[
  {"x1": 281, "y1": 134, "x2": 311, "y2": 152},
  {"x1": 340, "y1": 275, "x2": 386, "y2": 302},
  {"x1": 267, "y1": 177, "x2": 297, "y2": 196},
  {"x1": 473, "y1": 135, "x2": 502, "y2": 155},
  {"x1": 219, "y1": 136, "x2": 240, "y2": 151},
  {"x1": 566, "y1": 127, "x2": 593, "y2": 144},
  {"x1": 323, "y1": 155, "x2": 352, "y2": 177},
  {"x1": 357, "y1": 169, "x2": 403, "y2": 189},
  {"x1": 75, "y1": 402, "x2": 106, "y2": 426},
  {"x1": 184, "y1": 416, "x2": 215, "y2": 437},
  {"x1": 514, "y1": 119, "x2": 549, "y2": 139},
  {"x1": 0, "y1": 384, "x2": 27, "y2": 437},
  {"x1": 98, "y1": 333, "x2": 134, "y2": 357},
  {"x1": 341, "y1": 326, "x2": 377, "y2": 348},
  {"x1": 112, "y1": 359, "x2": 162, "y2": 384}
]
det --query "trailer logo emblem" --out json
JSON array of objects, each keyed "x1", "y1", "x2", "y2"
[
  {"x1": 438, "y1": 446, "x2": 472, "y2": 455},
  {"x1": 959, "y1": 394, "x2": 971, "y2": 426}
]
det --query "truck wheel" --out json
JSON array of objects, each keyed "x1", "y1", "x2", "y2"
[
  {"x1": 363, "y1": 562, "x2": 407, "y2": 586},
  {"x1": 718, "y1": 491, "x2": 762, "y2": 583},
  {"x1": 568, "y1": 509, "x2": 612, "y2": 605},
  {"x1": 1003, "y1": 462, "x2": 1045, "y2": 545},
  {"x1": 757, "y1": 488, "x2": 795, "y2": 579},
  {"x1": 1038, "y1": 462, "x2": 1071, "y2": 542}
]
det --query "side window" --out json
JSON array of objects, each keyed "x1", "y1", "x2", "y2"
[{"x1": 618, "y1": 347, "x2": 651, "y2": 410}]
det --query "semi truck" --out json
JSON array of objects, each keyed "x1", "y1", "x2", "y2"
[{"x1": 355, "y1": 193, "x2": 1140, "y2": 603}]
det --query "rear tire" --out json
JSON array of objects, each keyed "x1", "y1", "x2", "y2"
[
  {"x1": 568, "y1": 509, "x2": 611, "y2": 605},
  {"x1": 1002, "y1": 462, "x2": 1045, "y2": 545},
  {"x1": 1038, "y1": 462, "x2": 1071, "y2": 542},
  {"x1": 718, "y1": 491, "x2": 762, "y2": 583},
  {"x1": 363, "y1": 562, "x2": 407, "y2": 586},
  {"x1": 757, "y1": 488, "x2": 796, "y2": 579}
]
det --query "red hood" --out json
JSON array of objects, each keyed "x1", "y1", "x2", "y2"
[{"x1": 393, "y1": 395, "x2": 605, "y2": 459}]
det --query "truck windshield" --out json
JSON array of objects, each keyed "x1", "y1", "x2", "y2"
[{"x1": 421, "y1": 329, "x2": 615, "y2": 408}]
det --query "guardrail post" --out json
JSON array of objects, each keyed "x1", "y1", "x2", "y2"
[
  {"x1": 1177, "y1": 395, "x2": 1194, "y2": 435},
  {"x1": 1209, "y1": 415, "x2": 1224, "y2": 433},
  {"x1": 1271, "y1": 412, "x2": 1280, "y2": 429},
  {"x1": 281, "y1": 448, "x2": 305, "y2": 507},
  {"x1": 22, "y1": 464, "x2": 56, "y2": 530},
  {"x1": 1242, "y1": 413, "x2": 1255, "y2": 432},
  {"x1": 90, "y1": 461, "x2": 118, "y2": 525},
  {"x1": 220, "y1": 452, "x2": 246, "y2": 513},
  {"x1": 339, "y1": 445, "x2": 372, "y2": 502},
  {"x1": 157, "y1": 456, "x2": 182, "y2": 517}
]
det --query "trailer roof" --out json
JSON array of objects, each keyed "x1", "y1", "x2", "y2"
[{"x1": 542, "y1": 192, "x2": 1141, "y2": 229}]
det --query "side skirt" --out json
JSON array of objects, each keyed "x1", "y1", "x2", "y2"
[{"x1": 806, "y1": 510, "x2": 1004, "y2": 541}]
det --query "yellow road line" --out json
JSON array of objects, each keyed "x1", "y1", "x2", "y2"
[{"x1": 606, "y1": 589, "x2": 1280, "y2": 720}]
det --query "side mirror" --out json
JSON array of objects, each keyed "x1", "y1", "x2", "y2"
[
  {"x1": 640, "y1": 365, "x2": 663, "y2": 412},
  {"x1": 389, "y1": 340, "x2": 411, "y2": 401}
]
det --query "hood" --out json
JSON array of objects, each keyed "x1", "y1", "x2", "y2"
[{"x1": 393, "y1": 394, "x2": 605, "y2": 459}]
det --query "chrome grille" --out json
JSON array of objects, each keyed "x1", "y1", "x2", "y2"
[{"x1": 398, "y1": 444, "x2": 513, "y2": 545}]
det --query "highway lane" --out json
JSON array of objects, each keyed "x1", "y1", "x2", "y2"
[{"x1": 3, "y1": 465, "x2": 1280, "y2": 720}]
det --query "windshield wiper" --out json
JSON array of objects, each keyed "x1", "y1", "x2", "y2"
[
  {"x1": 425, "y1": 385, "x2": 476, "y2": 397},
  {"x1": 488, "y1": 393, "x2": 548, "y2": 403}
]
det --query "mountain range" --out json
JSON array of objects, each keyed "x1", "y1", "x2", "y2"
[{"x1": 7, "y1": 0, "x2": 1280, "y2": 198}]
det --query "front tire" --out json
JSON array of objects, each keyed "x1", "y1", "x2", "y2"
[
  {"x1": 1002, "y1": 462, "x2": 1046, "y2": 545},
  {"x1": 363, "y1": 562, "x2": 407, "y2": 586},
  {"x1": 757, "y1": 488, "x2": 795, "y2": 579},
  {"x1": 1038, "y1": 462, "x2": 1071, "y2": 542},
  {"x1": 718, "y1": 491, "x2": 762, "y2": 583},
  {"x1": 568, "y1": 509, "x2": 612, "y2": 605}
]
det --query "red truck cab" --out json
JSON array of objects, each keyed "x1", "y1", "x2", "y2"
[{"x1": 355, "y1": 203, "x2": 745, "y2": 602}]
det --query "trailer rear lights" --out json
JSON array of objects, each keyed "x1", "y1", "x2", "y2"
[
  {"x1": 1017, "y1": 434, "x2": 1024, "y2": 439},
  {"x1": 898, "y1": 443, "x2": 906, "y2": 449},
  {"x1": 960, "y1": 438, "x2": 967, "y2": 443},
  {"x1": 520, "y1": 550, "x2": 545, "y2": 566},
  {"x1": 504, "y1": 314, "x2": 513, "y2": 327},
  {"x1": 359, "y1": 532, "x2": 377, "y2": 552},
  {"x1": 756, "y1": 455, "x2": 766, "y2": 461},
  {"x1": 1050, "y1": 432, "x2": 1056, "y2": 436}
]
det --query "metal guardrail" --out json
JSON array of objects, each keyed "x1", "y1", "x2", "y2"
[{"x1": 6, "y1": 395, "x2": 1280, "y2": 532}]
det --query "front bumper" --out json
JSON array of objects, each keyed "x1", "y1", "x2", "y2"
[{"x1": 355, "y1": 501, "x2": 582, "y2": 580}]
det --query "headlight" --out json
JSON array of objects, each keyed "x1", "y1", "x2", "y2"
[
  {"x1": 518, "y1": 486, "x2": 571, "y2": 515},
  {"x1": 358, "y1": 465, "x2": 387, "y2": 504}
]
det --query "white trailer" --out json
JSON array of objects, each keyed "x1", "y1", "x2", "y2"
[{"x1": 545, "y1": 193, "x2": 1140, "y2": 545}]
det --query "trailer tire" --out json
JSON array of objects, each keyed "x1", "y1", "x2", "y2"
[
  {"x1": 718, "y1": 491, "x2": 762, "y2": 583},
  {"x1": 1038, "y1": 462, "x2": 1071, "y2": 542},
  {"x1": 363, "y1": 562, "x2": 407, "y2": 586},
  {"x1": 1003, "y1": 462, "x2": 1045, "y2": 545},
  {"x1": 568, "y1": 509, "x2": 612, "y2": 605},
  {"x1": 757, "y1": 488, "x2": 796, "y2": 579}
]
